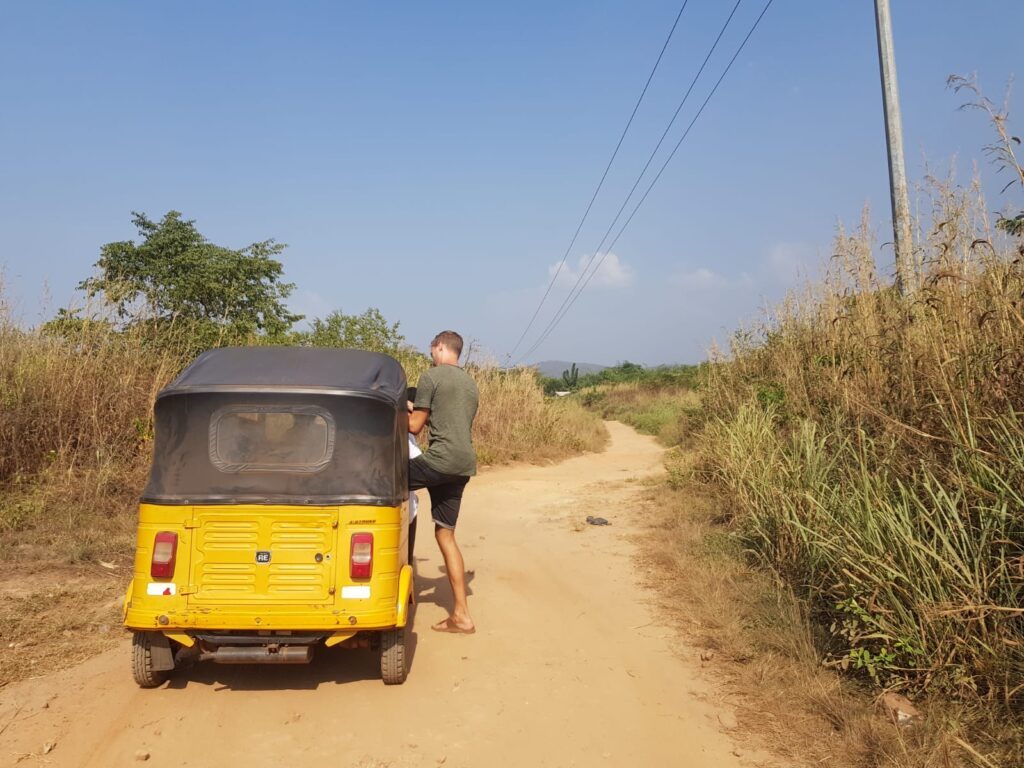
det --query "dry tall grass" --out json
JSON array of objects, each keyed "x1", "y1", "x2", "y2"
[
  {"x1": 468, "y1": 367, "x2": 608, "y2": 464},
  {"x1": 0, "y1": 317, "x2": 188, "y2": 562},
  {"x1": 699, "y1": 180, "x2": 1023, "y2": 763}
]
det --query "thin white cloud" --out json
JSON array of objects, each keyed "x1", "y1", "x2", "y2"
[
  {"x1": 670, "y1": 267, "x2": 726, "y2": 290},
  {"x1": 289, "y1": 288, "x2": 331, "y2": 325},
  {"x1": 669, "y1": 242, "x2": 815, "y2": 294},
  {"x1": 764, "y1": 241, "x2": 816, "y2": 283},
  {"x1": 547, "y1": 252, "x2": 633, "y2": 290}
]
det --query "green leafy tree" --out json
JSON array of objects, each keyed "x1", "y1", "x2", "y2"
[
  {"x1": 41, "y1": 307, "x2": 113, "y2": 337},
  {"x1": 541, "y1": 377, "x2": 561, "y2": 396},
  {"x1": 296, "y1": 308, "x2": 405, "y2": 353},
  {"x1": 78, "y1": 211, "x2": 301, "y2": 341},
  {"x1": 600, "y1": 361, "x2": 645, "y2": 383}
]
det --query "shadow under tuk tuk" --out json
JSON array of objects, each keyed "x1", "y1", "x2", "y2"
[{"x1": 165, "y1": 604, "x2": 421, "y2": 692}]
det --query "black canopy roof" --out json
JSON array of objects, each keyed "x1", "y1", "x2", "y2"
[{"x1": 160, "y1": 347, "x2": 408, "y2": 404}]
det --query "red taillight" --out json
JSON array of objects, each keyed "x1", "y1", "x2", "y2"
[
  {"x1": 151, "y1": 531, "x2": 178, "y2": 579},
  {"x1": 350, "y1": 533, "x2": 373, "y2": 579}
]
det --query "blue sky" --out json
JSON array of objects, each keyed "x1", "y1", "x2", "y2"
[{"x1": 1, "y1": 1, "x2": 1021, "y2": 365}]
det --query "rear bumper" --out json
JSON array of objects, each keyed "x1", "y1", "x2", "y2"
[
  {"x1": 125, "y1": 607, "x2": 399, "y2": 631},
  {"x1": 124, "y1": 564, "x2": 413, "y2": 632}
]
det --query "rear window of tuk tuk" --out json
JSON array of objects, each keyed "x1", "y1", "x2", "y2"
[{"x1": 210, "y1": 404, "x2": 335, "y2": 474}]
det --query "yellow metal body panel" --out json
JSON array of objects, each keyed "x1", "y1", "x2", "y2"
[
  {"x1": 188, "y1": 506, "x2": 336, "y2": 604},
  {"x1": 122, "y1": 582, "x2": 133, "y2": 622},
  {"x1": 395, "y1": 564, "x2": 413, "y2": 628},
  {"x1": 124, "y1": 502, "x2": 410, "y2": 633}
]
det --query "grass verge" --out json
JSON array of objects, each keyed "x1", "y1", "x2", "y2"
[
  {"x1": 583, "y1": 382, "x2": 701, "y2": 448},
  {"x1": 0, "y1": 564, "x2": 124, "y2": 688},
  {"x1": 634, "y1": 463, "x2": 1016, "y2": 768}
]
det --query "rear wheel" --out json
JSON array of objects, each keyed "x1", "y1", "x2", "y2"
[
  {"x1": 132, "y1": 631, "x2": 172, "y2": 688},
  {"x1": 380, "y1": 627, "x2": 407, "y2": 685}
]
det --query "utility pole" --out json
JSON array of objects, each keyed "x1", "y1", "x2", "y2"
[{"x1": 874, "y1": 0, "x2": 916, "y2": 295}]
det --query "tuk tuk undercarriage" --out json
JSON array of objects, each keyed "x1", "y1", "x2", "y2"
[{"x1": 131, "y1": 626, "x2": 409, "y2": 687}]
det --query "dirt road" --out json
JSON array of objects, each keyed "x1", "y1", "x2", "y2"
[{"x1": 0, "y1": 422, "x2": 769, "y2": 767}]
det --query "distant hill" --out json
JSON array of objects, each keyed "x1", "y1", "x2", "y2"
[{"x1": 531, "y1": 360, "x2": 608, "y2": 378}]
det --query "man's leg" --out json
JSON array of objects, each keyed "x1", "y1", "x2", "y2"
[
  {"x1": 434, "y1": 525, "x2": 474, "y2": 631},
  {"x1": 427, "y1": 477, "x2": 474, "y2": 632}
]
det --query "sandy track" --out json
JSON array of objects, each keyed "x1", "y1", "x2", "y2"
[{"x1": 0, "y1": 422, "x2": 768, "y2": 767}]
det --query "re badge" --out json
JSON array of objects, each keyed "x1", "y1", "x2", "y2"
[{"x1": 255, "y1": 550, "x2": 271, "y2": 564}]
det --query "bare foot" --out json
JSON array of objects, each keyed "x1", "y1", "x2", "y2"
[{"x1": 432, "y1": 616, "x2": 476, "y2": 634}]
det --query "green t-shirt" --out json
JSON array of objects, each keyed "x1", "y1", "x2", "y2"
[{"x1": 414, "y1": 364, "x2": 479, "y2": 476}]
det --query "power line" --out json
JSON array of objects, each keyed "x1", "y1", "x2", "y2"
[
  {"x1": 515, "y1": 0, "x2": 744, "y2": 365},
  {"x1": 517, "y1": 0, "x2": 775, "y2": 363},
  {"x1": 506, "y1": 0, "x2": 690, "y2": 360}
]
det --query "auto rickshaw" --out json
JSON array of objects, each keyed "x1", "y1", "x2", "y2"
[{"x1": 123, "y1": 347, "x2": 414, "y2": 686}]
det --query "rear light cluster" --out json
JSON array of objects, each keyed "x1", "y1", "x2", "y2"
[
  {"x1": 150, "y1": 531, "x2": 178, "y2": 579},
  {"x1": 350, "y1": 533, "x2": 373, "y2": 579},
  {"x1": 149, "y1": 531, "x2": 375, "y2": 581}
]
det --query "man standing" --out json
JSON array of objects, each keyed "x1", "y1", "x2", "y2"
[{"x1": 408, "y1": 330, "x2": 479, "y2": 634}]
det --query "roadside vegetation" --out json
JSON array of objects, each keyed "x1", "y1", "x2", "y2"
[
  {"x1": 539, "y1": 359, "x2": 698, "y2": 395},
  {"x1": 575, "y1": 363, "x2": 701, "y2": 447},
  {"x1": 583, "y1": 90, "x2": 1024, "y2": 766}
]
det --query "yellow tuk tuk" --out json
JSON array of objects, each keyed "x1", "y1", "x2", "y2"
[{"x1": 123, "y1": 347, "x2": 414, "y2": 686}]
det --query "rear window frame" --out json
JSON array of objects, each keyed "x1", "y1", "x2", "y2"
[{"x1": 209, "y1": 404, "x2": 336, "y2": 474}]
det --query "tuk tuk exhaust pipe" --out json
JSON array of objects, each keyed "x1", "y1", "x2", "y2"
[{"x1": 201, "y1": 645, "x2": 313, "y2": 664}]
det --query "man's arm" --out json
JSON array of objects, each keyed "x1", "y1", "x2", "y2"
[
  {"x1": 410, "y1": 371, "x2": 435, "y2": 436},
  {"x1": 409, "y1": 408, "x2": 429, "y2": 436}
]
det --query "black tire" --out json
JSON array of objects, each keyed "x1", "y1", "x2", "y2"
[
  {"x1": 131, "y1": 631, "x2": 171, "y2": 688},
  {"x1": 380, "y1": 627, "x2": 407, "y2": 685}
]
